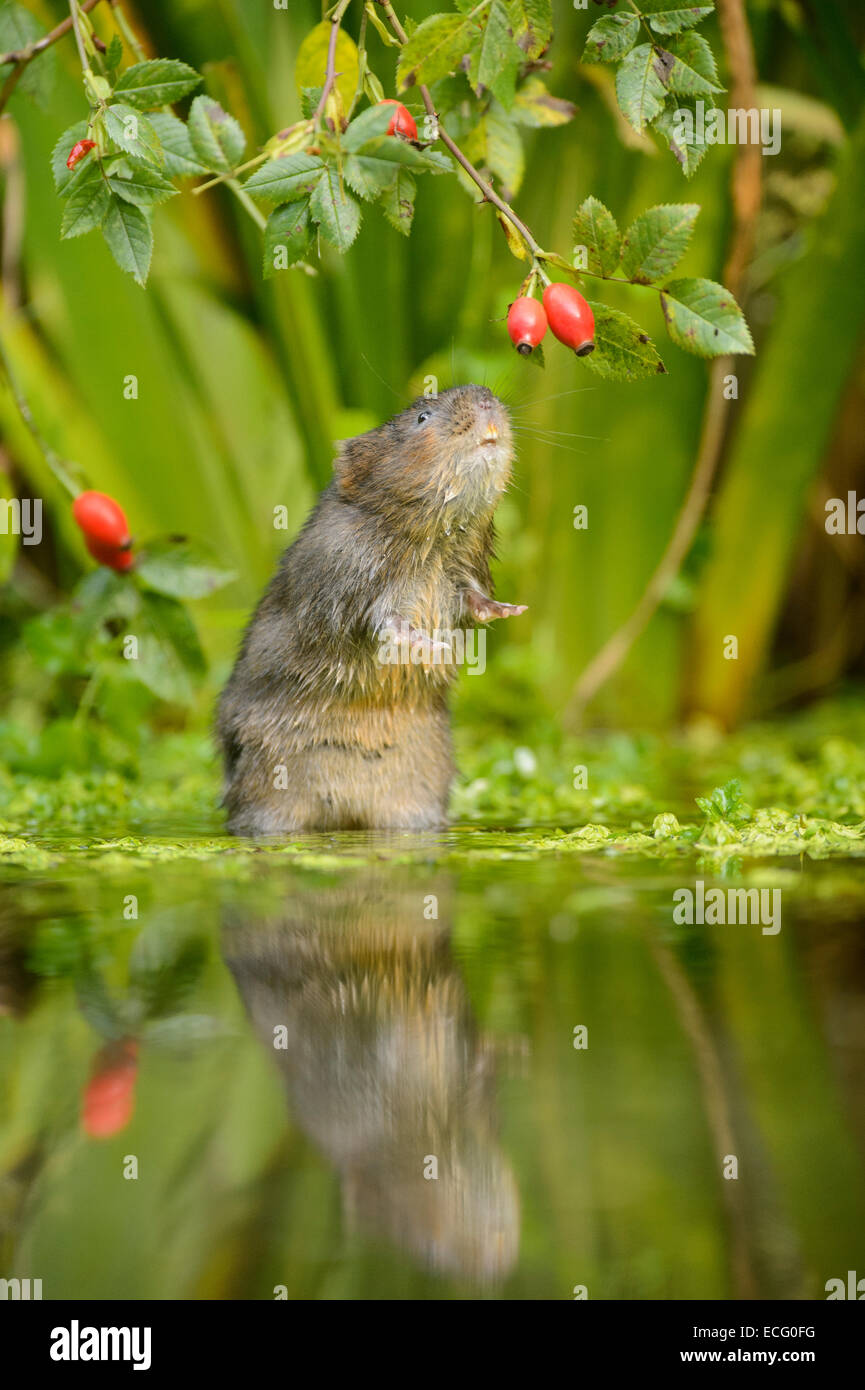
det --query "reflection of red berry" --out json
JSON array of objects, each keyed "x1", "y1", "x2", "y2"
[
  {"x1": 379, "y1": 99, "x2": 418, "y2": 141},
  {"x1": 507, "y1": 296, "x2": 548, "y2": 355},
  {"x1": 73, "y1": 491, "x2": 134, "y2": 570},
  {"x1": 543, "y1": 283, "x2": 595, "y2": 357},
  {"x1": 66, "y1": 139, "x2": 96, "y2": 170},
  {"x1": 82, "y1": 1040, "x2": 139, "y2": 1139}
]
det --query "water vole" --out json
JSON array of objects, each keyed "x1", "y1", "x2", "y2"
[{"x1": 217, "y1": 384, "x2": 526, "y2": 834}]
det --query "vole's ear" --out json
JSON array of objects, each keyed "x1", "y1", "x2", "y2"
[{"x1": 333, "y1": 436, "x2": 374, "y2": 498}]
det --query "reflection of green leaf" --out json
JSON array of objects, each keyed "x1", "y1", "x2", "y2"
[
  {"x1": 620, "y1": 203, "x2": 699, "y2": 284},
  {"x1": 136, "y1": 538, "x2": 237, "y2": 599},
  {"x1": 582, "y1": 14, "x2": 639, "y2": 65},
  {"x1": 582, "y1": 304, "x2": 666, "y2": 382},
  {"x1": 660, "y1": 278, "x2": 754, "y2": 357},
  {"x1": 573, "y1": 196, "x2": 621, "y2": 278}
]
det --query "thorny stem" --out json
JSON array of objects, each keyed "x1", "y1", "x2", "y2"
[
  {"x1": 0, "y1": 0, "x2": 106, "y2": 115},
  {"x1": 313, "y1": 0, "x2": 353, "y2": 129},
  {"x1": 68, "y1": 1, "x2": 93, "y2": 75},
  {"x1": 0, "y1": 334, "x2": 81, "y2": 499},
  {"x1": 375, "y1": 0, "x2": 545, "y2": 264}
]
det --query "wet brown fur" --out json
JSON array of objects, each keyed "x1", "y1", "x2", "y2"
[{"x1": 217, "y1": 385, "x2": 513, "y2": 834}]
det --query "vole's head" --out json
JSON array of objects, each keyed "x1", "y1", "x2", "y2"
[{"x1": 336, "y1": 385, "x2": 513, "y2": 526}]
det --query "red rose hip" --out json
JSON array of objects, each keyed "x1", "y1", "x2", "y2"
[
  {"x1": 542, "y1": 283, "x2": 595, "y2": 357},
  {"x1": 73, "y1": 490, "x2": 131, "y2": 549},
  {"x1": 378, "y1": 99, "x2": 418, "y2": 141},
  {"x1": 507, "y1": 296, "x2": 548, "y2": 355}
]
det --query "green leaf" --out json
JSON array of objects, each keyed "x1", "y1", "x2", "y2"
[
  {"x1": 470, "y1": 0, "x2": 523, "y2": 110},
  {"x1": 244, "y1": 152, "x2": 325, "y2": 202},
  {"x1": 397, "y1": 13, "x2": 481, "y2": 91},
  {"x1": 660, "y1": 278, "x2": 755, "y2": 357},
  {"x1": 187, "y1": 95, "x2": 245, "y2": 173},
  {"x1": 620, "y1": 203, "x2": 699, "y2": 284},
  {"x1": 136, "y1": 538, "x2": 236, "y2": 599},
  {"x1": 642, "y1": 1, "x2": 714, "y2": 37},
  {"x1": 342, "y1": 103, "x2": 396, "y2": 150},
  {"x1": 295, "y1": 21, "x2": 359, "y2": 114},
  {"x1": 652, "y1": 101, "x2": 710, "y2": 178},
  {"x1": 346, "y1": 134, "x2": 450, "y2": 196},
  {"x1": 573, "y1": 196, "x2": 621, "y2": 278},
  {"x1": 462, "y1": 105, "x2": 525, "y2": 198},
  {"x1": 310, "y1": 168, "x2": 362, "y2": 251},
  {"x1": 60, "y1": 171, "x2": 110, "y2": 239},
  {"x1": 506, "y1": 0, "x2": 553, "y2": 59},
  {"x1": 104, "y1": 104, "x2": 164, "y2": 164},
  {"x1": 665, "y1": 32, "x2": 723, "y2": 96},
  {"x1": 108, "y1": 165, "x2": 178, "y2": 208},
  {"x1": 0, "y1": 1, "x2": 55, "y2": 106},
  {"x1": 615, "y1": 44, "x2": 668, "y2": 131},
  {"x1": 263, "y1": 199, "x2": 313, "y2": 276},
  {"x1": 113, "y1": 59, "x2": 202, "y2": 110},
  {"x1": 101, "y1": 197, "x2": 153, "y2": 286},
  {"x1": 381, "y1": 168, "x2": 417, "y2": 236},
  {"x1": 581, "y1": 304, "x2": 667, "y2": 382},
  {"x1": 105, "y1": 34, "x2": 123, "y2": 71},
  {"x1": 149, "y1": 112, "x2": 209, "y2": 178},
  {"x1": 582, "y1": 14, "x2": 640, "y2": 65},
  {"x1": 132, "y1": 591, "x2": 206, "y2": 705},
  {"x1": 511, "y1": 76, "x2": 576, "y2": 127},
  {"x1": 52, "y1": 120, "x2": 90, "y2": 195}
]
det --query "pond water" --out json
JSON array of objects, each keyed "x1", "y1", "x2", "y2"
[{"x1": 2, "y1": 827, "x2": 864, "y2": 1301}]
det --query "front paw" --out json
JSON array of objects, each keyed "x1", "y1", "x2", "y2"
[{"x1": 465, "y1": 591, "x2": 528, "y2": 623}]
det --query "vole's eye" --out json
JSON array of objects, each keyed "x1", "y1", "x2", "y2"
[{"x1": 417, "y1": 410, "x2": 431, "y2": 424}]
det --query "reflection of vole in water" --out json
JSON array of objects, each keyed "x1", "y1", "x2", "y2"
[
  {"x1": 218, "y1": 386, "x2": 525, "y2": 834},
  {"x1": 222, "y1": 877, "x2": 519, "y2": 1285}
]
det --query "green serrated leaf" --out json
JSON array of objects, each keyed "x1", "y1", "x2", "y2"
[
  {"x1": 104, "y1": 104, "x2": 164, "y2": 165},
  {"x1": 506, "y1": 0, "x2": 553, "y2": 60},
  {"x1": 582, "y1": 304, "x2": 667, "y2": 382},
  {"x1": 108, "y1": 164, "x2": 178, "y2": 208},
  {"x1": 660, "y1": 278, "x2": 755, "y2": 357},
  {"x1": 187, "y1": 95, "x2": 245, "y2": 172},
  {"x1": 652, "y1": 101, "x2": 710, "y2": 177},
  {"x1": 573, "y1": 195, "x2": 621, "y2": 278},
  {"x1": 263, "y1": 200, "x2": 313, "y2": 275},
  {"x1": 148, "y1": 112, "x2": 209, "y2": 177},
  {"x1": 643, "y1": 1, "x2": 714, "y2": 37},
  {"x1": 342, "y1": 103, "x2": 395, "y2": 151},
  {"x1": 620, "y1": 203, "x2": 699, "y2": 284},
  {"x1": 582, "y1": 13, "x2": 639, "y2": 65},
  {"x1": 113, "y1": 59, "x2": 202, "y2": 110},
  {"x1": 462, "y1": 105, "x2": 525, "y2": 198},
  {"x1": 60, "y1": 170, "x2": 110, "y2": 239},
  {"x1": 381, "y1": 168, "x2": 417, "y2": 236},
  {"x1": 136, "y1": 539, "x2": 236, "y2": 599},
  {"x1": 470, "y1": 0, "x2": 523, "y2": 110},
  {"x1": 105, "y1": 34, "x2": 123, "y2": 70},
  {"x1": 665, "y1": 32, "x2": 724, "y2": 97},
  {"x1": 244, "y1": 152, "x2": 326, "y2": 202},
  {"x1": 615, "y1": 44, "x2": 668, "y2": 131},
  {"x1": 132, "y1": 591, "x2": 206, "y2": 705},
  {"x1": 397, "y1": 13, "x2": 481, "y2": 91},
  {"x1": 101, "y1": 197, "x2": 153, "y2": 286},
  {"x1": 295, "y1": 21, "x2": 359, "y2": 114},
  {"x1": 52, "y1": 120, "x2": 90, "y2": 195},
  {"x1": 310, "y1": 168, "x2": 361, "y2": 252},
  {"x1": 511, "y1": 76, "x2": 576, "y2": 128}
]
